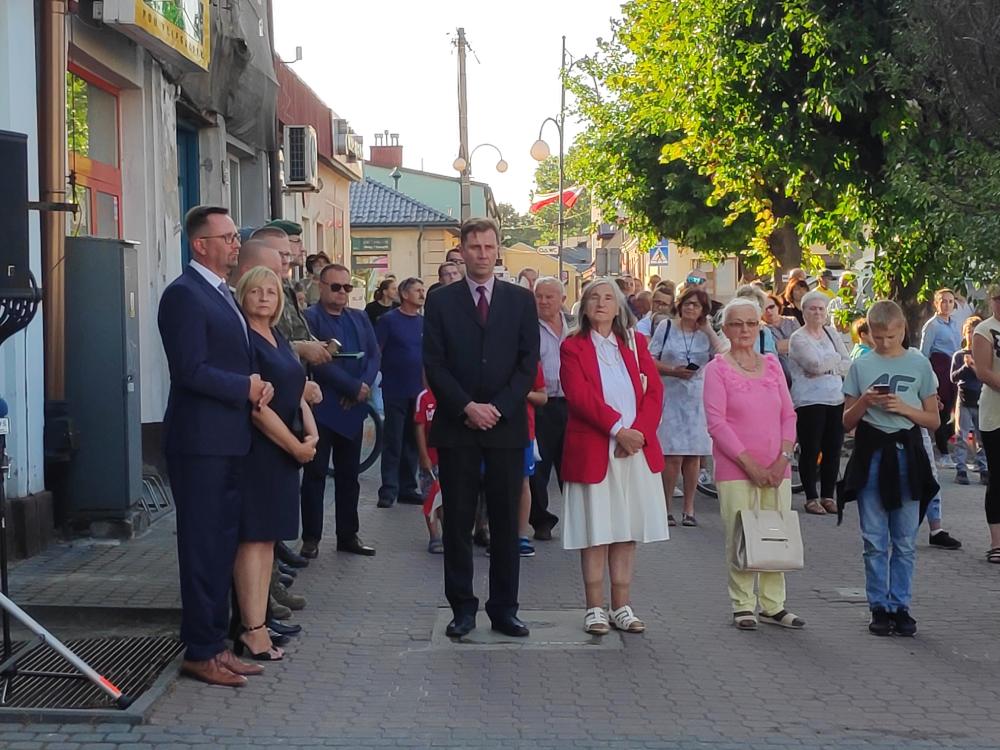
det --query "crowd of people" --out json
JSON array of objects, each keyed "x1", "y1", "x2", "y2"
[{"x1": 158, "y1": 206, "x2": 1000, "y2": 685}]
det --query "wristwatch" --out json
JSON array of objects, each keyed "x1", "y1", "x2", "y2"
[{"x1": 781, "y1": 450, "x2": 795, "y2": 462}]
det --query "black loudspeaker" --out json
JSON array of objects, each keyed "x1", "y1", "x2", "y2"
[{"x1": 0, "y1": 130, "x2": 32, "y2": 293}]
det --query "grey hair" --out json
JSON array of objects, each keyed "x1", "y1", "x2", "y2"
[
  {"x1": 534, "y1": 276, "x2": 565, "y2": 295},
  {"x1": 722, "y1": 296, "x2": 761, "y2": 323},
  {"x1": 800, "y1": 290, "x2": 831, "y2": 311},
  {"x1": 398, "y1": 277, "x2": 424, "y2": 295},
  {"x1": 736, "y1": 283, "x2": 768, "y2": 312},
  {"x1": 573, "y1": 276, "x2": 637, "y2": 339}
]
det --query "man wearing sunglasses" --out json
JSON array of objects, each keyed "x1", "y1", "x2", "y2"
[{"x1": 300, "y1": 264, "x2": 381, "y2": 558}]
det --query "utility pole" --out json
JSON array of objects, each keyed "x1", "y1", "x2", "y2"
[
  {"x1": 456, "y1": 28, "x2": 471, "y2": 222},
  {"x1": 557, "y1": 34, "x2": 566, "y2": 284}
]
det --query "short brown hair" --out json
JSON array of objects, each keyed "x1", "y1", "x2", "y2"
[
  {"x1": 460, "y1": 217, "x2": 500, "y2": 246},
  {"x1": 867, "y1": 300, "x2": 906, "y2": 329},
  {"x1": 185, "y1": 205, "x2": 229, "y2": 239},
  {"x1": 676, "y1": 287, "x2": 710, "y2": 325}
]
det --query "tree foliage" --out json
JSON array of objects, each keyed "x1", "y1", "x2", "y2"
[{"x1": 571, "y1": 0, "x2": 1000, "y2": 311}]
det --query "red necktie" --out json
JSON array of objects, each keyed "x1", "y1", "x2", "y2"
[{"x1": 476, "y1": 286, "x2": 489, "y2": 325}]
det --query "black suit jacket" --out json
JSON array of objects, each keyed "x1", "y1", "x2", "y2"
[{"x1": 423, "y1": 279, "x2": 540, "y2": 448}]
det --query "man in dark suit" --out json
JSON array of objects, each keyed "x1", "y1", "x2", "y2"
[
  {"x1": 423, "y1": 217, "x2": 540, "y2": 638},
  {"x1": 300, "y1": 263, "x2": 381, "y2": 558},
  {"x1": 158, "y1": 205, "x2": 274, "y2": 686}
]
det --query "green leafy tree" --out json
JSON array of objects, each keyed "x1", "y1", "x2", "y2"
[{"x1": 572, "y1": 0, "x2": 901, "y2": 275}]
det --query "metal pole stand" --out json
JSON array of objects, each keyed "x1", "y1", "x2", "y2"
[{"x1": 0, "y1": 275, "x2": 133, "y2": 708}]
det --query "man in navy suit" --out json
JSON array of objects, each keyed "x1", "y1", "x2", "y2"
[
  {"x1": 158, "y1": 205, "x2": 274, "y2": 687},
  {"x1": 423, "y1": 218, "x2": 540, "y2": 639},
  {"x1": 300, "y1": 263, "x2": 381, "y2": 558}
]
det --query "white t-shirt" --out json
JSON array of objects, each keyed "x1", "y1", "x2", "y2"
[{"x1": 974, "y1": 317, "x2": 1000, "y2": 432}]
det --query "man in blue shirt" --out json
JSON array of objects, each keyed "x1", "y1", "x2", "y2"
[
  {"x1": 300, "y1": 264, "x2": 380, "y2": 557},
  {"x1": 375, "y1": 277, "x2": 426, "y2": 507}
]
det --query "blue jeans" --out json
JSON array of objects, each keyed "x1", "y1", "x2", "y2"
[
  {"x1": 920, "y1": 428, "x2": 942, "y2": 525},
  {"x1": 857, "y1": 446, "x2": 920, "y2": 612}
]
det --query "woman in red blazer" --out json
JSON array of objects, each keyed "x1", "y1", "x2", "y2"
[{"x1": 559, "y1": 278, "x2": 669, "y2": 636}]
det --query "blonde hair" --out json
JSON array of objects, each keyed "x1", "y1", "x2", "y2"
[
  {"x1": 867, "y1": 300, "x2": 905, "y2": 329},
  {"x1": 573, "y1": 277, "x2": 637, "y2": 339},
  {"x1": 236, "y1": 265, "x2": 284, "y2": 327}
]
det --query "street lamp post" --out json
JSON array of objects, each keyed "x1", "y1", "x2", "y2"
[
  {"x1": 454, "y1": 143, "x2": 508, "y2": 222},
  {"x1": 531, "y1": 36, "x2": 569, "y2": 283}
]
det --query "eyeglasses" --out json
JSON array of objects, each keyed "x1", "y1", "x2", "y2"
[
  {"x1": 686, "y1": 275, "x2": 706, "y2": 285},
  {"x1": 328, "y1": 283, "x2": 353, "y2": 293},
  {"x1": 725, "y1": 319, "x2": 760, "y2": 329},
  {"x1": 197, "y1": 232, "x2": 240, "y2": 246}
]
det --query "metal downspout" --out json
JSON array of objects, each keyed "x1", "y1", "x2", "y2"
[{"x1": 39, "y1": 0, "x2": 67, "y2": 399}]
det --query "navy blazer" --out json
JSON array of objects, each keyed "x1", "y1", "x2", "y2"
[
  {"x1": 304, "y1": 304, "x2": 380, "y2": 437},
  {"x1": 423, "y1": 278, "x2": 540, "y2": 448},
  {"x1": 158, "y1": 265, "x2": 254, "y2": 456}
]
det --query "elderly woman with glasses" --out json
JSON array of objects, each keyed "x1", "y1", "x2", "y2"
[
  {"x1": 787, "y1": 290, "x2": 852, "y2": 515},
  {"x1": 649, "y1": 287, "x2": 722, "y2": 527},
  {"x1": 704, "y1": 298, "x2": 804, "y2": 631},
  {"x1": 560, "y1": 278, "x2": 669, "y2": 635}
]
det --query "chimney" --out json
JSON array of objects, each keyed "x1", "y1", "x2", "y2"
[{"x1": 369, "y1": 130, "x2": 403, "y2": 169}]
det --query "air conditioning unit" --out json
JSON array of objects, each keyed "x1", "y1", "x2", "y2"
[
  {"x1": 597, "y1": 223, "x2": 618, "y2": 239},
  {"x1": 283, "y1": 125, "x2": 319, "y2": 192}
]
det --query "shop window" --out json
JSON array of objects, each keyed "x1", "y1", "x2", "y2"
[{"x1": 66, "y1": 67, "x2": 122, "y2": 239}]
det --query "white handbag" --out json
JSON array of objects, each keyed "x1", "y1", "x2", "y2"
[{"x1": 731, "y1": 488, "x2": 804, "y2": 572}]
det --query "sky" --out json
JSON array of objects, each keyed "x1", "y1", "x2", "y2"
[{"x1": 272, "y1": 0, "x2": 624, "y2": 213}]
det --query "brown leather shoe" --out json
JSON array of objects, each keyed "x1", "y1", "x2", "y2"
[
  {"x1": 180, "y1": 657, "x2": 247, "y2": 687},
  {"x1": 217, "y1": 649, "x2": 264, "y2": 676}
]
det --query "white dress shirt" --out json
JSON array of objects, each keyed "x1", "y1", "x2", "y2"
[
  {"x1": 189, "y1": 260, "x2": 228, "y2": 295},
  {"x1": 539, "y1": 314, "x2": 569, "y2": 397},
  {"x1": 592, "y1": 330, "x2": 636, "y2": 439},
  {"x1": 465, "y1": 274, "x2": 496, "y2": 305}
]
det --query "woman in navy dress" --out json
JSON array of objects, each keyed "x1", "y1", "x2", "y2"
[{"x1": 234, "y1": 266, "x2": 318, "y2": 660}]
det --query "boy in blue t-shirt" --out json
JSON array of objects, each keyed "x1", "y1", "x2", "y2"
[{"x1": 842, "y1": 301, "x2": 940, "y2": 637}]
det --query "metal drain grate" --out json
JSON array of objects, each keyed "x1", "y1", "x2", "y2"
[{"x1": 1, "y1": 635, "x2": 183, "y2": 709}]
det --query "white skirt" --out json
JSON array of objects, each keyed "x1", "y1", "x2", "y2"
[{"x1": 562, "y1": 445, "x2": 670, "y2": 550}]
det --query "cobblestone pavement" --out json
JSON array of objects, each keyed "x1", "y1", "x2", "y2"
[{"x1": 4, "y1": 463, "x2": 1000, "y2": 748}]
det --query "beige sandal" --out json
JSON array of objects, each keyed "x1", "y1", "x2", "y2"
[
  {"x1": 584, "y1": 607, "x2": 610, "y2": 635},
  {"x1": 609, "y1": 605, "x2": 645, "y2": 633}
]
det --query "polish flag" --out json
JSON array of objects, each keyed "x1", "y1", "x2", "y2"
[{"x1": 529, "y1": 186, "x2": 585, "y2": 213}]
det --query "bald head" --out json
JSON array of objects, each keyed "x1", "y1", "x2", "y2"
[{"x1": 235, "y1": 239, "x2": 282, "y2": 283}]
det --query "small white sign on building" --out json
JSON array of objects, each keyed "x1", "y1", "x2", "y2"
[{"x1": 537, "y1": 245, "x2": 560, "y2": 256}]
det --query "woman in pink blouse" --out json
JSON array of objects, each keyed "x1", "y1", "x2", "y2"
[{"x1": 703, "y1": 298, "x2": 805, "y2": 631}]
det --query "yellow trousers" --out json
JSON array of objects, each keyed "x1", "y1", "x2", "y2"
[{"x1": 718, "y1": 479, "x2": 792, "y2": 615}]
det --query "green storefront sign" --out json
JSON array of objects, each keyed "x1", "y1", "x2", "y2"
[{"x1": 352, "y1": 237, "x2": 392, "y2": 252}]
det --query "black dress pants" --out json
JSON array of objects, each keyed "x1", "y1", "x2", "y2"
[
  {"x1": 529, "y1": 398, "x2": 566, "y2": 531},
  {"x1": 300, "y1": 423, "x2": 362, "y2": 543},
  {"x1": 795, "y1": 403, "x2": 845, "y2": 501},
  {"x1": 438, "y1": 444, "x2": 522, "y2": 621}
]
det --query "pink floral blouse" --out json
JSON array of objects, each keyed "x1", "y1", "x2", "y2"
[{"x1": 703, "y1": 353, "x2": 797, "y2": 483}]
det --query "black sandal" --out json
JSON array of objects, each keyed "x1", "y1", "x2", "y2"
[{"x1": 986, "y1": 548, "x2": 1000, "y2": 564}]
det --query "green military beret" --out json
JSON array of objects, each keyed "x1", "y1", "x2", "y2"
[{"x1": 262, "y1": 219, "x2": 303, "y2": 236}]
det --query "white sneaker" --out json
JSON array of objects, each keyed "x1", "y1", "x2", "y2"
[
  {"x1": 673, "y1": 485, "x2": 684, "y2": 498},
  {"x1": 699, "y1": 469, "x2": 711, "y2": 485},
  {"x1": 937, "y1": 456, "x2": 956, "y2": 469}
]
